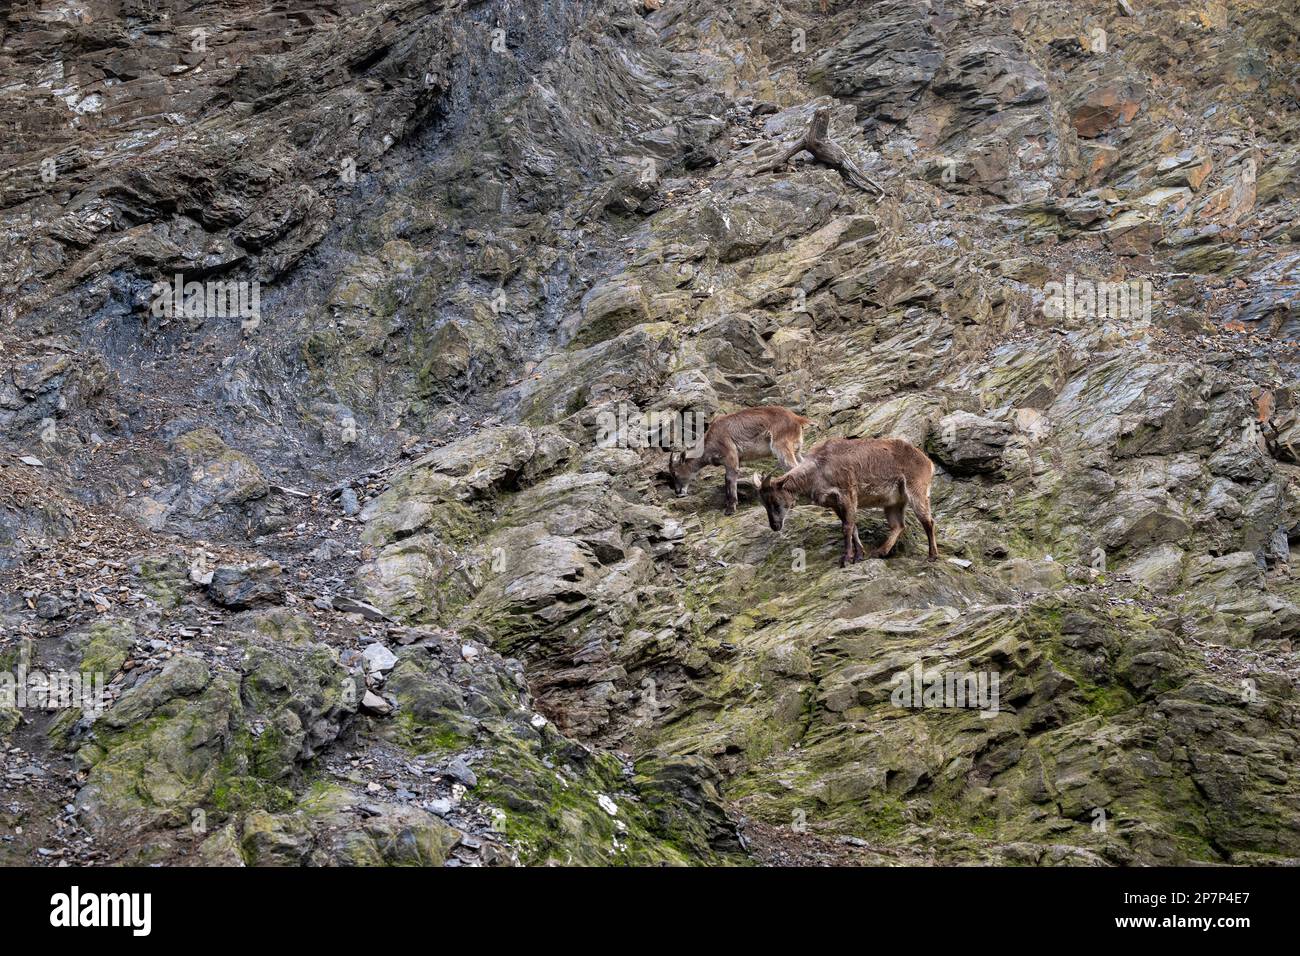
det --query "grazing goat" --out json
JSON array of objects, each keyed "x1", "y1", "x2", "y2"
[
  {"x1": 666, "y1": 406, "x2": 815, "y2": 515},
  {"x1": 753, "y1": 436, "x2": 938, "y2": 566}
]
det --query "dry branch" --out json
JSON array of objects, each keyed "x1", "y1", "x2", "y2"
[{"x1": 754, "y1": 107, "x2": 885, "y2": 196}]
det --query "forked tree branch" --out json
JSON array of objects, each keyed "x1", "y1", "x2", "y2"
[{"x1": 754, "y1": 107, "x2": 885, "y2": 196}]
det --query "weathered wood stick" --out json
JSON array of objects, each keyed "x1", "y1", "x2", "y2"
[{"x1": 754, "y1": 107, "x2": 885, "y2": 196}]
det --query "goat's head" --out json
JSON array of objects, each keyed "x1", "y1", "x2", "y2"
[
  {"x1": 664, "y1": 450, "x2": 691, "y2": 497},
  {"x1": 753, "y1": 472, "x2": 793, "y2": 532}
]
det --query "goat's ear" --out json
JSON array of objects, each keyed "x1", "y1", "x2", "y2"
[
  {"x1": 760, "y1": 473, "x2": 774, "y2": 490},
  {"x1": 750, "y1": 472, "x2": 763, "y2": 489}
]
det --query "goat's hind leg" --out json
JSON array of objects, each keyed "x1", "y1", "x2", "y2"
[
  {"x1": 870, "y1": 505, "x2": 905, "y2": 559},
  {"x1": 772, "y1": 436, "x2": 800, "y2": 471},
  {"x1": 906, "y1": 487, "x2": 939, "y2": 560}
]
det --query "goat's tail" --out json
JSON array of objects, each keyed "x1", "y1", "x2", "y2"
[{"x1": 795, "y1": 414, "x2": 817, "y2": 429}]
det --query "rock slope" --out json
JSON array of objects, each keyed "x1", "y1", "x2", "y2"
[{"x1": 1, "y1": 0, "x2": 1298, "y2": 865}]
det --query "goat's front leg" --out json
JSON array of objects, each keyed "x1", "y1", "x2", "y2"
[
  {"x1": 837, "y1": 502, "x2": 858, "y2": 567},
  {"x1": 721, "y1": 445, "x2": 741, "y2": 515}
]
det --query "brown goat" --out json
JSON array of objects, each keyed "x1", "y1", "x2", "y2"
[
  {"x1": 666, "y1": 406, "x2": 815, "y2": 515},
  {"x1": 753, "y1": 436, "x2": 938, "y2": 566}
]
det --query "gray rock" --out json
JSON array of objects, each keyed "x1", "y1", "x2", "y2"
[
  {"x1": 331, "y1": 595, "x2": 389, "y2": 621},
  {"x1": 444, "y1": 758, "x2": 477, "y2": 789},
  {"x1": 340, "y1": 487, "x2": 361, "y2": 516},
  {"x1": 929, "y1": 412, "x2": 1013, "y2": 475},
  {"x1": 206, "y1": 561, "x2": 285, "y2": 610},
  {"x1": 362, "y1": 643, "x2": 398, "y2": 676}
]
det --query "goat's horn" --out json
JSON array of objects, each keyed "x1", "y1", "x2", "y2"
[{"x1": 750, "y1": 472, "x2": 763, "y2": 489}]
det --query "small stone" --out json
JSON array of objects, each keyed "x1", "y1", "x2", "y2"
[
  {"x1": 362, "y1": 643, "x2": 398, "y2": 675},
  {"x1": 310, "y1": 539, "x2": 346, "y2": 562},
  {"x1": 444, "y1": 758, "x2": 477, "y2": 788},
  {"x1": 332, "y1": 595, "x2": 389, "y2": 621},
  {"x1": 361, "y1": 691, "x2": 392, "y2": 715},
  {"x1": 206, "y1": 561, "x2": 284, "y2": 610},
  {"x1": 340, "y1": 487, "x2": 361, "y2": 516},
  {"x1": 35, "y1": 593, "x2": 68, "y2": 620},
  {"x1": 189, "y1": 561, "x2": 214, "y2": 586}
]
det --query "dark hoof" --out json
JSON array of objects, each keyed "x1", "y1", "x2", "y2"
[{"x1": 723, "y1": 506, "x2": 736, "y2": 516}]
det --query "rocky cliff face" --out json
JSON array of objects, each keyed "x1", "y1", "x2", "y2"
[{"x1": 2, "y1": 0, "x2": 1299, "y2": 866}]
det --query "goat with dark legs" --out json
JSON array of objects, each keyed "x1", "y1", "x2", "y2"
[
  {"x1": 754, "y1": 437, "x2": 939, "y2": 566},
  {"x1": 666, "y1": 406, "x2": 815, "y2": 515}
]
